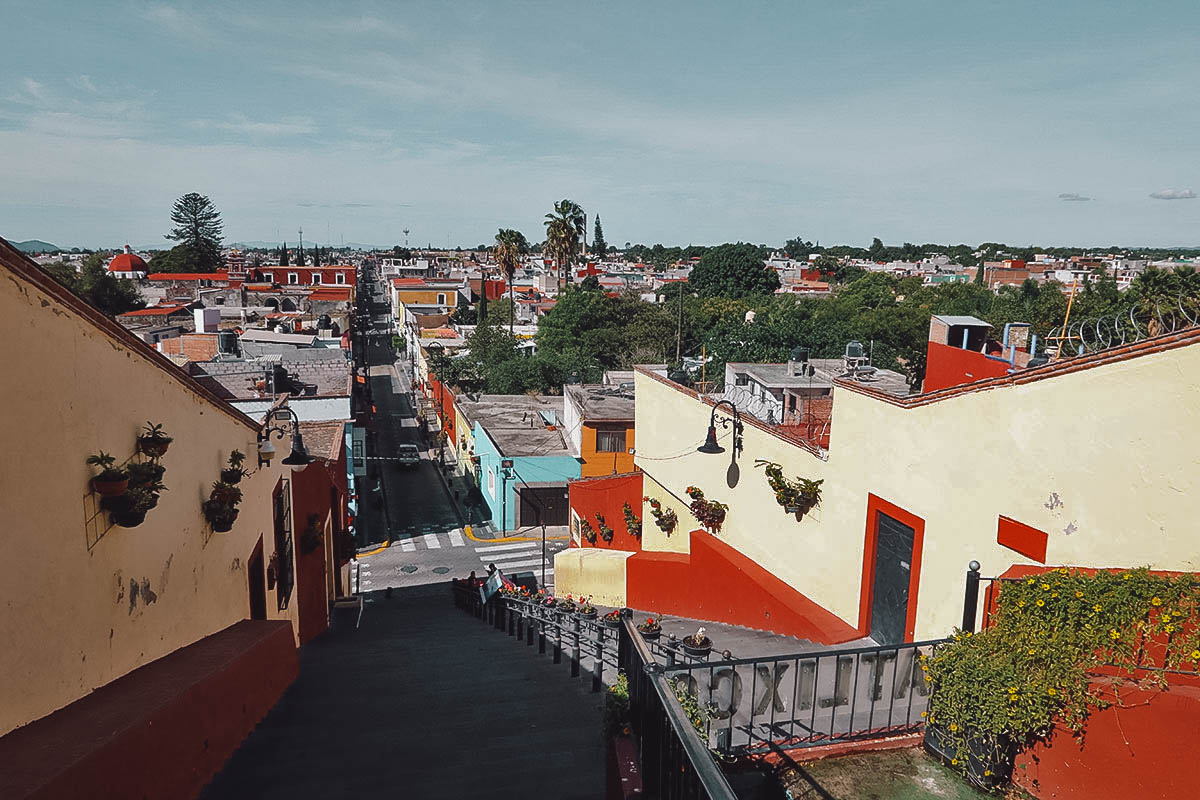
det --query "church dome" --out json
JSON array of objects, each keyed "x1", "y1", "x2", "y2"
[{"x1": 108, "y1": 245, "x2": 147, "y2": 273}]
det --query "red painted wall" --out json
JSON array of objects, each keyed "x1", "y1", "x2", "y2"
[
  {"x1": 427, "y1": 377, "x2": 457, "y2": 446},
  {"x1": 924, "y1": 340, "x2": 1012, "y2": 392},
  {"x1": 569, "y1": 473, "x2": 644, "y2": 551},
  {"x1": 626, "y1": 530, "x2": 859, "y2": 644},
  {"x1": 1013, "y1": 671, "x2": 1200, "y2": 800},
  {"x1": 980, "y1": 564, "x2": 1200, "y2": 799},
  {"x1": 290, "y1": 449, "x2": 348, "y2": 645},
  {"x1": 0, "y1": 620, "x2": 297, "y2": 800}
]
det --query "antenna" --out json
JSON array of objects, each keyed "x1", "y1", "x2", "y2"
[{"x1": 403, "y1": 228, "x2": 410, "y2": 248}]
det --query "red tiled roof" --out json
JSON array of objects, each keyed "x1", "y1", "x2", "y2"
[
  {"x1": 308, "y1": 287, "x2": 353, "y2": 301},
  {"x1": 145, "y1": 272, "x2": 230, "y2": 281},
  {"x1": 392, "y1": 278, "x2": 428, "y2": 287},
  {"x1": 108, "y1": 252, "x2": 147, "y2": 272}
]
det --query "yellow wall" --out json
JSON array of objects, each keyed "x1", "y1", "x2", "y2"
[
  {"x1": 455, "y1": 401, "x2": 476, "y2": 478},
  {"x1": 0, "y1": 268, "x2": 300, "y2": 737},
  {"x1": 633, "y1": 341, "x2": 1200, "y2": 641},
  {"x1": 639, "y1": 473, "x2": 693, "y2": 555},
  {"x1": 580, "y1": 422, "x2": 636, "y2": 477},
  {"x1": 553, "y1": 548, "x2": 631, "y2": 607}
]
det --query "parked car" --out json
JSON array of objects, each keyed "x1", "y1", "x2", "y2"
[{"x1": 396, "y1": 443, "x2": 421, "y2": 468}]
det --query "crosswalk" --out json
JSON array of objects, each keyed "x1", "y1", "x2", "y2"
[{"x1": 381, "y1": 529, "x2": 563, "y2": 589}]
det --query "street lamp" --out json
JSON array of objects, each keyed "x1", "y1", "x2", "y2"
[
  {"x1": 257, "y1": 406, "x2": 313, "y2": 471},
  {"x1": 697, "y1": 399, "x2": 744, "y2": 462}
]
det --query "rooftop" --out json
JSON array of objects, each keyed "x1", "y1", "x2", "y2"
[
  {"x1": 727, "y1": 358, "x2": 911, "y2": 397},
  {"x1": 932, "y1": 314, "x2": 991, "y2": 327},
  {"x1": 565, "y1": 383, "x2": 635, "y2": 421},
  {"x1": 457, "y1": 394, "x2": 570, "y2": 458},
  {"x1": 189, "y1": 359, "x2": 351, "y2": 400},
  {"x1": 296, "y1": 420, "x2": 345, "y2": 462}
]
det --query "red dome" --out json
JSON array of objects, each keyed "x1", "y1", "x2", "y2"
[{"x1": 108, "y1": 247, "x2": 147, "y2": 273}]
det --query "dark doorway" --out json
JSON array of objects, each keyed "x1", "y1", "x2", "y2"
[
  {"x1": 869, "y1": 512, "x2": 915, "y2": 645},
  {"x1": 517, "y1": 485, "x2": 569, "y2": 526},
  {"x1": 248, "y1": 537, "x2": 267, "y2": 620}
]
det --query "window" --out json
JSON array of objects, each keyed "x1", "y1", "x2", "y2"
[
  {"x1": 437, "y1": 293, "x2": 447, "y2": 304},
  {"x1": 335, "y1": 272, "x2": 346, "y2": 284},
  {"x1": 595, "y1": 428, "x2": 627, "y2": 453},
  {"x1": 488, "y1": 468, "x2": 496, "y2": 495},
  {"x1": 288, "y1": 272, "x2": 299, "y2": 285},
  {"x1": 734, "y1": 373, "x2": 749, "y2": 386},
  {"x1": 262, "y1": 272, "x2": 273, "y2": 282},
  {"x1": 311, "y1": 273, "x2": 322, "y2": 285},
  {"x1": 272, "y1": 479, "x2": 294, "y2": 611}
]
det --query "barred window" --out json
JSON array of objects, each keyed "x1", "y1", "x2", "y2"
[{"x1": 596, "y1": 429, "x2": 627, "y2": 453}]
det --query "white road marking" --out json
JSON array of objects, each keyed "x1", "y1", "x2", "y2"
[
  {"x1": 474, "y1": 542, "x2": 540, "y2": 554},
  {"x1": 423, "y1": 533, "x2": 441, "y2": 549},
  {"x1": 486, "y1": 556, "x2": 554, "y2": 570},
  {"x1": 448, "y1": 529, "x2": 465, "y2": 547},
  {"x1": 399, "y1": 539, "x2": 415, "y2": 552}
]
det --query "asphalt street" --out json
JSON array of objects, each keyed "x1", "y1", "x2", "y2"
[{"x1": 352, "y1": 269, "x2": 569, "y2": 591}]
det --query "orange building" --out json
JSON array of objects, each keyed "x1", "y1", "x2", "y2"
[{"x1": 563, "y1": 384, "x2": 636, "y2": 477}]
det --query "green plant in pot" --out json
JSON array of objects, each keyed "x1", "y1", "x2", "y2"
[
  {"x1": 622, "y1": 502, "x2": 642, "y2": 539},
  {"x1": 105, "y1": 485, "x2": 158, "y2": 528},
  {"x1": 577, "y1": 596, "x2": 597, "y2": 618},
  {"x1": 203, "y1": 481, "x2": 243, "y2": 533},
  {"x1": 125, "y1": 460, "x2": 166, "y2": 487},
  {"x1": 595, "y1": 513, "x2": 615, "y2": 544},
  {"x1": 221, "y1": 450, "x2": 248, "y2": 484},
  {"x1": 87, "y1": 452, "x2": 128, "y2": 497},
  {"x1": 137, "y1": 422, "x2": 173, "y2": 458},
  {"x1": 756, "y1": 460, "x2": 823, "y2": 520}
]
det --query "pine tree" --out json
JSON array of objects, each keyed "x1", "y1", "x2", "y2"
[
  {"x1": 280, "y1": 243, "x2": 290, "y2": 266},
  {"x1": 312, "y1": 246, "x2": 320, "y2": 266},
  {"x1": 296, "y1": 244, "x2": 306, "y2": 266},
  {"x1": 592, "y1": 214, "x2": 607, "y2": 258},
  {"x1": 164, "y1": 192, "x2": 224, "y2": 272}
]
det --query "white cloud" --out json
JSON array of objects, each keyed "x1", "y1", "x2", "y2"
[
  {"x1": 1058, "y1": 192, "x2": 1092, "y2": 201},
  {"x1": 1149, "y1": 189, "x2": 1196, "y2": 200},
  {"x1": 195, "y1": 115, "x2": 318, "y2": 137}
]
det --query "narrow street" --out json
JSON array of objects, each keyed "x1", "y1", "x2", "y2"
[{"x1": 352, "y1": 267, "x2": 568, "y2": 592}]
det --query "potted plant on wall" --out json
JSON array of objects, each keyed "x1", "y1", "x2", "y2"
[
  {"x1": 106, "y1": 485, "x2": 159, "y2": 528},
  {"x1": 221, "y1": 450, "x2": 248, "y2": 484},
  {"x1": 595, "y1": 513, "x2": 615, "y2": 544},
  {"x1": 643, "y1": 496, "x2": 678, "y2": 536},
  {"x1": 637, "y1": 616, "x2": 663, "y2": 640},
  {"x1": 577, "y1": 596, "x2": 598, "y2": 618},
  {"x1": 578, "y1": 516, "x2": 598, "y2": 544},
  {"x1": 685, "y1": 486, "x2": 728, "y2": 534},
  {"x1": 203, "y1": 480, "x2": 243, "y2": 532},
  {"x1": 87, "y1": 452, "x2": 128, "y2": 497},
  {"x1": 137, "y1": 422, "x2": 173, "y2": 458},
  {"x1": 756, "y1": 460, "x2": 823, "y2": 520},
  {"x1": 622, "y1": 502, "x2": 642, "y2": 539}
]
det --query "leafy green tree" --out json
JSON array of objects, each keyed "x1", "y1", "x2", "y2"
[
  {"x1": 44, "y1": 253, "x2": 145, "y2": 316},
  {"x1": 164, "y1": 193, "x2": 223, "y2": 272},
  {"x1": 544, "y1": 199, "x2": 585, "y2": 289},
  {"x1": 688, "y1": 243, "x2": 780, "y2": 298},
  {"x1": 868, "y1": 237, "x2": 885, "y2": 262},
  {"x1": 784, "y1": 236, "x2": 816, "y2": 259},
  {"x1": 592, "y1": 214, "x2": 608, "y2": 258}
]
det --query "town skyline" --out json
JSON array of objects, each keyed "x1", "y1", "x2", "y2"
[{"x1": 2, "y1": 0, "x2": 1199, "y2": 248}]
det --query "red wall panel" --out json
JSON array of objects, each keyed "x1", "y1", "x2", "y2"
[
  {"x1": 996, "y1": 515, "x2": 1048, "y2": 562},
  {"x1": 626, "y1": 530, "x2": 859, "y2": 644},
  {"x1": 924, "y1": 340, "x2": 1012, "y2": 392},
  {"x1": 569, "y1": 473, "x2": 644, "y2": 552}
]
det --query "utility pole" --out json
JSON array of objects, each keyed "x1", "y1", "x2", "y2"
[
  {"x1": 541, "y1": 517, "x2": 547, "y2": 588},
  {"x1": 675, "y1": 283, "x2": 684, "y2": 365}
]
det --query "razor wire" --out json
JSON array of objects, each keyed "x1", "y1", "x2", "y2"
[{"x1": 1052, "y1": 292, "x2": 1200, "y2": 356}]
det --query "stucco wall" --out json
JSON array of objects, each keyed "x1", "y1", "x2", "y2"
[
  {"x1": 0, "y1": 269, "x2": 300, "y2": 736},
  {"x1": 553, "y1": 549, "x2": 630, "y2": 607},
  {"x1": 634, "y1": 340, "x2": 1200, "y2": 641}
]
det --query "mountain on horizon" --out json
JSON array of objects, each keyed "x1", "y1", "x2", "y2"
[{"x1": 12, "y1": 239, "x2": 60, "y2": 253}]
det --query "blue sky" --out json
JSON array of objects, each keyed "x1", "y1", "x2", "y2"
[{"x1": 1, "y1": 0, "x2": 1198, "y2": 249}]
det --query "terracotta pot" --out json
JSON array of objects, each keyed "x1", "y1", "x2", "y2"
[
  {"x1": 92, "y1": 477, "x2": 128, "y2": 498},
  {"x1": 138, "y1": 437, "x2": 170, "y2": 458}
]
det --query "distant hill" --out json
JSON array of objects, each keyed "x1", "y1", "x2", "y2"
[{"x1": 13, "y1": 240, "x2": 60, "y2": 253}]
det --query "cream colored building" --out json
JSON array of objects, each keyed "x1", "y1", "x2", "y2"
[
  {"x1": 557, "y1": 331, "x2": 1200, "y2": 643},
  {"x1": 0, "y1": 245, "x2": 305, "y2": 737}
]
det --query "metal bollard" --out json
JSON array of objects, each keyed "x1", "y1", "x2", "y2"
[
  {"x1": 516, "y1": 606, "x2": 524, "y2": 640},
  {"x1": 591, "y1": 642, "x2": 604, "y2": 693},
  {"x1": 570, "y1": 616, "x2": 581, "y2": 678},
  {"x1": 538, "y1": 623, "x2": 546, "y2": 654},
  {"x1": 508, "y1": 605, "x2": 516, "y2": 637},
  {"x1": 526, "y1": 611, "x2": 535, "y2": 646},
  {"x1": 553, "y1": 619, "x2": 562, "y2": 664}
]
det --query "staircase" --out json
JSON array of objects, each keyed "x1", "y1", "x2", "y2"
[{"x1": 201, "y1": 583, "x2": 605, "y2": 800}]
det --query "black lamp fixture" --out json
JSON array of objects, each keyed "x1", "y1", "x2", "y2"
[
  {"x1": 698, "y1": 399, "x2": 744, "y2": 461},
  {"x1": 257, "y1": 405, "x2": 313, "y2": 471}
]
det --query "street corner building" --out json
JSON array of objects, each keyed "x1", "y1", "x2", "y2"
[{"x1": 0, "y1": 238, "x2": 353, "y2": 800}]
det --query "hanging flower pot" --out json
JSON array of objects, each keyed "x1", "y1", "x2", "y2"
[
  {"x1": 681, "y1": 628, "x2": 713, "y2": 657},
  {"x1": 87, "y1": 452, "x2": 129, "y2": 497},
  {"x1": 637, "y1": 616, "x2": 663, "y2": 640},
  {"x1": 220, "y1": 450, "x2": 248, "y2": 484},
  {"x1": 203, "y1": 499, "x2": 239, "y2": 532},
  {"x1": 137, "y1": 422, "x2": 173, "y2": 458}
]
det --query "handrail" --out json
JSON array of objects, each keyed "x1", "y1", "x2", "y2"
[{"x1": 663, "y1": 637, "x2": 951, "y2": 672}]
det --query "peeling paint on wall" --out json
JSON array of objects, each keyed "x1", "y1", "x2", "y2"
[
  {"x1": 230, "y1": 557, "x2": 243, "y2": 572},
  {"x1": 1044, "y1": 492, "x2": 1064, "y2": 512},
  {"x1": 128, "y1": 577, "x2": 159, "y2": 614},
  {"x1": 1064, "y1": 521, "x2": 1078, "y2": 536},
  {"x1": 114, "y1": 571, "x2": 124, "y2": 605}
]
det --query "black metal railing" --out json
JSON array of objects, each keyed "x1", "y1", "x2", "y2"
[
  {"x1": 664, "y1": 637, "x2": 947, "y2": 756},
  {"x1": 451, "y1": 586, "x2": 736, "y2": 799}
]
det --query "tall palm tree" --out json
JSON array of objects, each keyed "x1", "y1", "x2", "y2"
[
  {"x1": 494, "y1": 228, "x2": 528, "y2": 335},
  {"x1": 544, "y1": 199, "x2": 585, "y2": 291}
]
